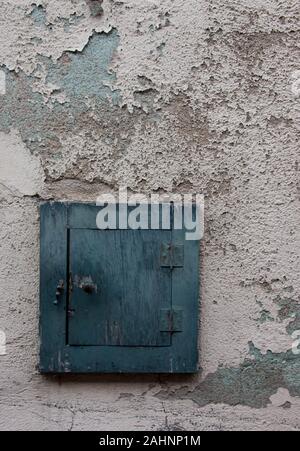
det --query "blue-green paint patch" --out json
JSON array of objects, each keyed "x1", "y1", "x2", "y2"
[
  {"x1": 274, "y1": 295, "x2": 300, "y2": 334},
  {"x1": 46, "y1": 30, "x2": 120, "y2": 106},
  {"x1": 0, "y1": 29, "x2": 123, "y2": 157},
  {"x1": 30, "y1": 4, "x2": 47, "y2": 27},
  {"x1": 258, "y1": 309, "x2": 274, "y2": 323},
  {"x1": 157, "y1": 343, "x2": 300, "y2": 408}
]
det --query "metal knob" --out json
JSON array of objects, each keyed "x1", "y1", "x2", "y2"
[
  {"x1": 80, "y1": 282, "x2": 97, "y2": 294},
  {"x1": 54, "y1": 280, "x2": 64, "y2": 305}
]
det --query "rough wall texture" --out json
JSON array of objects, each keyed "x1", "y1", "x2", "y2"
[{"x1": 0, "y1": 0, "x2": 299, "y2": 431}]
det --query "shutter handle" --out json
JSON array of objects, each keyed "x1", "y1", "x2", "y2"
[
  {"x1": 53, "y1": 280, "x2": 64, "y2": 305},
  {"x1": 80, "y1": 282, "x2": 97, "y2": 294}
]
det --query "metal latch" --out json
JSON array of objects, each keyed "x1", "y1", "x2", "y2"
[
  {"x1": 53, "y1": 280, "x2": 64, "y2": 305},
  {"x1": 160, "y1": 308, "x2": 183, "y2": 333},
  {"x1": 160, "y1": 243, "x2": 184, "y2": 268},
  {"x1": 73, "y1": 275, "x2": 98, "y2": 294}
]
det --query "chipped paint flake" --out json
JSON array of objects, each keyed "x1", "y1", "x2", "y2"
[
  {"x1": 0, "y1": 70, "x2": 5, "y2": 95},
  {"x1": 29, "y1": 4, "x2": 47, "y2": 28},
  {"x1": 0, "y1": 129, "x2": 45, "y2": 196}
]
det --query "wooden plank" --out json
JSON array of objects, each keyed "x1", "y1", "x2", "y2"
[
  {"x1": 68, "y1": 203, "x2": 172, "y2": 230},
  {"x1": 170, "y1": 204, "x2": 200, "y2": 372},
  {"x1": 39, "y1": 202, "x2": 68, "y2": 372}
]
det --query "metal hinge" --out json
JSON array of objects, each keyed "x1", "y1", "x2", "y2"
[
  {"x1": 160, "y1": 243, "x2": 184, "y2": 268},
  {"x1": 160, "y1": 308, "x2": 183, "y2": 333}
]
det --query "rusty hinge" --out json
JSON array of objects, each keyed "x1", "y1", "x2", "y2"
[
  {"x1": 160, "y1": 308, "x2": 183, "y2": 333},
  {"x1": 160, "y1": 243, "x2": 184, "y2": 268}
]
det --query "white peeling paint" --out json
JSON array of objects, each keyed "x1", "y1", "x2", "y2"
[
  {"x1": 269, "y1": 388, "x2": 299, "y2": 408},
  {"x1": 0, "y1": 329, "x2": 6, "y2": 356},
  {"x1": 0, "y1": 70, "x2": 5, "y2": 95},
  {"x1": 0, "y1": 130, "x2": 45, "y2": 196}
]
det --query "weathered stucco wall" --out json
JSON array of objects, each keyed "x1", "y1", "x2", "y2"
[{"x1": 0, "y1": 0, "x2": 299, "y2": 431}]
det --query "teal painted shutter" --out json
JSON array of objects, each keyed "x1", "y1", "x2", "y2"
[{"x1": 40, "y1": 203, "x2": 200, "y2": 373}]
